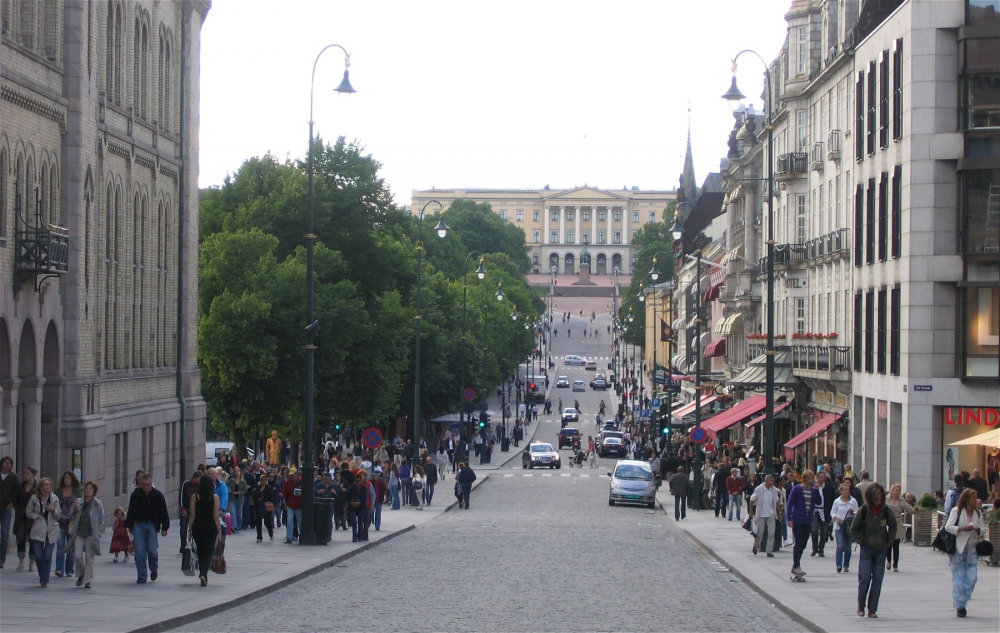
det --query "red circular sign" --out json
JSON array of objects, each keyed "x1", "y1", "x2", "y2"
[
  {"x1": 362, "y1": 427, "x2": 383, "y2": 449},
  {"x1": 690, "y1": 427, "x2": 708, "y2": 444}
]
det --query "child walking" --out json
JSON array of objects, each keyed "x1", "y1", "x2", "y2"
[{"x1": 109, "y1": 507, "x2": 132, "y2": 563}]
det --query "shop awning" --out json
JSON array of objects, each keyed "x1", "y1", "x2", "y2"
[
  {"x1": 703, "y1": 395, "x2": 768, "y2": 433},
  {"x1": 784, "y1": 411, "x2": 842, "y2": 449},
  {"x1": 721, "y1": 244, "x2": 744, "y2": 265},
  {"x1": 728, "y1": 349, "x2": 801, "y2": 389},
  {"x1": 714, "y1": 316, "x2": 728, "y2": 334},
  {"x1": 703, "y1": 281, "x2": 724, "y2": 302},
  {"x1": 673, "y1": 317, "x2": 685, "y2": 331},
  {"x1": 670, "y1": 353, "x2": 685, "y2": 373},
  {"x1": 671, "y1": 395, "x2": 719, "y2": 421},
  {"x1": 745, "y1": 401, "x2": 792, "y2": 427},
  {"x1": 719, "y1": 313, "x2": 744, "y2": 337},
  {"x1": 704, "y1": 338, "x2": 727, "y2": 358}
]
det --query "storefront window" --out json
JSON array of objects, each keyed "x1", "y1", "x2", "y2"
[
  {"x1": 962, "y1": 286, "x2": 1000, "y2": 378},
  {"x1": 963, "y1": 73, "x2": 1000, "y2": 129},
  {"x1": 962, "y1": 169, "x2": 1000, "y2": 253}
]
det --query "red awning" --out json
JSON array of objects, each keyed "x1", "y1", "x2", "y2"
[
  {"x1": 745, "y1": 401, "x2": 792, "y2": 428},
  {"x1": 784, "y1": 412, "x2": 842, "y2": 449},
  {"x1": 704, "y1": 338, "x2": 727, "y2": 358},
  {"x1": 702, "y1": 395, "x2": 769, "y2": 433},
  {"x1": 703, "y1": 281, "x2": 724, "y2": 302},
  {"x1": 671, "y1": 395, "x2": 719, "y2": 421}
]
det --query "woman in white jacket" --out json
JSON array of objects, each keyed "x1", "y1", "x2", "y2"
[
  {"x1": 25, "y1": 477, "x2": 61, "y2": 587},
  {"x1": 944, "y1": 488, "x2": 984, "y2": 618}
]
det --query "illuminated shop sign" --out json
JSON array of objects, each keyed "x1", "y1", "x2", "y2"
[{"x1": 944, "y1": 407, "x2": 1000, "y2": 426}]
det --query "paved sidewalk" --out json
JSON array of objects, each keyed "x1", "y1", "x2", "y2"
[
  {"x1": 657, "y1": 492, "x2": 1000, "y2": 632},
  {"x1": 0, "y1": 476, "x2": 489, "y2": 633}
]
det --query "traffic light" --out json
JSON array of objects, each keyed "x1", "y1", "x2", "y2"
[
  {"x1": 334, "y1": 422, "x2": 342, "y2": 431},
  {"x1": 529, "y1": 382, "x2": 536, "y2": 391},
  {"x1": 478, "y1": 412, "x2": 488, "y2": 429}
]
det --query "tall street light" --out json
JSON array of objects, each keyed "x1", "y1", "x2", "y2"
[
  {"x1": 413, "y1": 200, "x2": 450, "y2": 463},
  {"x1": 301, "y1": 44, "x2": 355, "y2": 546},
  {"x1": 459, "y1": 253, "x2": 486, "y2": 449},
  {"x1": 724, "y1": 51, "x2": 776, "y2": 475}
]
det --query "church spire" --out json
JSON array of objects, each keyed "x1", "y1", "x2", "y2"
[{"x1": 679, "y1": 102, "x2": 697, "y2": 205}]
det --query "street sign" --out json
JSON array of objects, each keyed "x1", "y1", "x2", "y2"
[
  {"x1": 503, "y1": 409, "x2": 512, "y2": 419},
  {"x1": 633, "y1": 404, "x2": 640, "y2": 412},
  {"x1": 462, "y1": 387, "x2": 477, "y2": 402},
  {"x1": 690, "y1": 427, "x2": 708, "y2": 444},
  {"x1": 651, "y1": 398, "x2": 661, "y2": 408},
  {"x1": 640, "y1": 410, "x2": 650, "y2": 419},
  {"x1": 362, "y1": 427, "x2": 383, "y2": 449}
]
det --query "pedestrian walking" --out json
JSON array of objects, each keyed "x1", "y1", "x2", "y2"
[
  {"x1": 178, "y1": 471, "x2": 201, "y2": 553},
  {"x1": 109, "y1": 507, "x2": 131, "y2": 562},
  {"x1": 13, "y1": 466, "x2": 37, "y2": 572},
  {"x1": 786, "y1": 469, "x2": 821, "y2": 579},
  {"x1": 810, "y1": 470, "x2": 835, "y2": 558},
  {"x1": 389, "y1": 463, "x2": 401, "y2": 510},
  {"x1": 423, "y1": 456, "x2": 437, "y2": 506},
  {"x1": 347, "y1": 471, "x2": 370, "y2": 542},
  {"x1": 54, "y1": 471, "x2": 82, "y2": 578},
  {"x1": 252, "y1": 475, "x2": 275, "y2": 542},
  {"x1": 713, "y1": 462, "x2": 729, "y2": 518},
  {"x1": 25, "y1": 477, "x2": 60, "y2": 587},
  {"x1": 124, "y1": 474, "x2": 170, "y2": 584},
  {"x1": 412, "y1": 466, "x2": 426, "y2": 510},
  {"x1": 457, "y1": 462, "x2": 477, "y2": 509},
  {"x1": 669, "y1": 466, "x2": 689, "y2": 521},
  {"x1": 370, "y1": 468, "x2": 386, "y2": 530},
  {"x1": 884, "y1": 483, "x2": 913, "y2": 572},
  {"x1": 850, "y1": 483, "x2": 896, "y2": 618},
  {"x1": 945, "y1": 488, "x2": 984, "y2": 618},
  {"x1": 0, "y1": 456, "x2": 18, "y2": 570},
  {"x1": 188, "y1": 474, "x2": 220, "y2": 587},
  {"x1": 67, "y1": 480, "x2": 105, "y2": 588},
  {"x1": 280, "y1": 468, "x2": 303, "y2": 543},
  {"x1": 831, "y1": 481, "x2": 858, "y2": 573},
  {"x1": 749, "y1": 474, "x2": 780, "y2": 556},
  {"x1": 726, "y1": 468, "x2": 744, "y2": 521}
]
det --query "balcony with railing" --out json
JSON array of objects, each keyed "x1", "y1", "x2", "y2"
[
  {"x1": 756, "y1": 243, "x2": 807, "y2": 277},
  {"x1": 791, "y1": 344, "x2": 852, "y2": 381},
  {"x1": 827, "y1": 129, "x2": 841, "y2": 161},
  {"x1": 810, "y1": 142, "x2": 824, "y2": 171},
  {"x1": 13, "y1": 183, "x2": 71, "y2": 292},
  {"x1": 802, "y1": 228, "x2": 850, "y2": 263},
  {"x1": 775, "y1": 152, "x2": 808, "y2": 179}
]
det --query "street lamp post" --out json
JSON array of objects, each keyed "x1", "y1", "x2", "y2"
[
  {"x1": 459, "y1": 253, "x2": 486, "y2": 449},
  {"x1": 301, "y1": 44, "x2": 355, "y2": 546},
  {"x1": 413, "y1": 200, "x2": 450, "y2": 466},
  {"x1": 724, "y1": 50, "x2": 776, "y2": 475}
]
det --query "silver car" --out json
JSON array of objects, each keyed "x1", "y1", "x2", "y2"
[
  {"x1": 607, "y1": 460, "x2": 657, "y2": 508},
  {"x1": 523, "y1": 442, "x2": 561, "y2": 469}
]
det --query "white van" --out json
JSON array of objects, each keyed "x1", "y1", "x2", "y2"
[{"x1": 206, "y1": 441, "x2": 233, "y2": 463}]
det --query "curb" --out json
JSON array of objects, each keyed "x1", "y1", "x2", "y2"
[
  {"x1": 680, "y1": 525, "x2": 826, "y2": 633},
  {"x1": 133, "y1": 524, "x2": 417, "y2": 633}
]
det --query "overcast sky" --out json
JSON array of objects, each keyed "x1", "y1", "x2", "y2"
[{"x1": 199, "y1": 0, "x2": 792, "y2": 206}]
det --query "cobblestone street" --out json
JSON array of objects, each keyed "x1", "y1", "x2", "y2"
[{"x1": 188, "y1": 467, "x2": 798, "y2": 632}]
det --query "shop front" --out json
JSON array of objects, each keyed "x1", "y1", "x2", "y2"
[{"x1": 942, "y1": 406, "x2": 1000, "y2": 499}]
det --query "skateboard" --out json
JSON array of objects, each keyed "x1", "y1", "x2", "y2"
[{"x1": 790, "y1": 575, "x2": 806, "y2": 582}]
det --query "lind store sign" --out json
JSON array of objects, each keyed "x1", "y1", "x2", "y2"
[{"x1": 945, "y1": 407, "x2": 1000, "y2": 426}]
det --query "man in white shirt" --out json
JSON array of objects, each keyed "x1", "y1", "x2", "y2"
[{"x1": 749, "y1": 474, "x2": 781, "y2": 557}]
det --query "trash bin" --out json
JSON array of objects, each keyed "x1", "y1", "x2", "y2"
[
  {"x1": 313, "y1": 499, "x2": 334, "y2": 545},
  {"x1": 480, "y1": 445, "x2": 492, "y2": 464},
  {"x1": 501, "y1": 438, "x2": 510, "y2": 452}
]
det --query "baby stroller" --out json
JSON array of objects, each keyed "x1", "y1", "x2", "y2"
[{"x1": 568, "y1": 447, "x2": 587, "y2": 467}]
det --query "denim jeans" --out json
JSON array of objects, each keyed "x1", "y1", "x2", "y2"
[
  {"x1": 728, "y1": 494, "x2": 742, "y2": 521},
  {"x1": 0, "y1": 506, "x2": 12, "y2": 566},
  {"x1": 284, "y1": 507, "x2": 302, "y2": 541},
  {"x1": 460, "y1": 483, "x2": 472, "y2": 508},
  {"x1": 834, "y1": 523, "x2": 853, "y2": 569},
  {"x1": 30, "y1": 538, "x2": 55, "y2": 584},
  {"x1": 811, "y1": 512, "x2": 829, "y2": 554},
  {"x1": 227, "y1": 499, "x2": 240, "y2": 531},
  {"x1": 424, "y1": 482, "x2": 435, "y2": 505},
  {"x1": 791, "y1": 521, "x2": 811, "y2": 569},
  {"x1": 950, "y1": 541, "x2": 979, "y2": 609},
  {"x1": 390, "y1": 484, "x2": 400, "y2": 510},
  {"x1": 55, "y1": 528, "x2": 75, "y2": 575},
  {"x1": 674, "y1": 494, "x2": 687, "y2": 520},
  {"x1": 131, "y1": 522, "x2": 159, "y2": 581},
  {"x1": 714, "y1": 490, "x2": 727, "y2": 517},
  {"x1": 857, "y1": 545, "x2": 887, "y2": 613},
  {"x1": 348, "y1": 507, "x2": 367, "y2": 541},
  {"x1": 373, "y1": 502, "x2": 382, "y2": 530}
]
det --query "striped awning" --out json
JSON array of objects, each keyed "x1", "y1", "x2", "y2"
[
  {"x1": 704, "y1": 338, "x2": 727, "y2": 358},
  {"x1": 784, "y1": 412, "x2": 842, "y2": 449},
  {"x1": 703, "y1": 395, "x2": 768, "y2": 433},
  {"x1": 721, "y1": 244, "x2": 744, "y2": 265},
  {"x1": 745, "y1": 401, "x2": 792, "y2": 427},
  {"x1": 703, "y1": 281, "x2": 724, "y2": 302},
  {"x1": 671, "y1": 395, "x2": 719, "y2": 421},
  {"x1": 714, "y1": 316, "x2": 728, "y2": 334},
  {"x1": 718, "y1": 313, "x2": 744, "y2": 337}
]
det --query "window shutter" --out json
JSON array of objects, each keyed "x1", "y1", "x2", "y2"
[
  {"x1": 879, "y1": 50, "x2": 889, "y2": 148},
  {"x1": 867, "y1": 61, "x2": 877, "y2": 155},
  {"x1": 892, "y1": 39, "x2": 903, "y2": 141},
  {"x1": 856, "y1": 70, "x2": 865, "y2": 161},
  {"x1": 854, "y1": 184, "x2": 864, "y2": 267},
  {"x1": 878, "y1": 172, "x2": 888, "y2": 261},
  {"x1": 891, "y1": 165, "x2": 901, "y2": 258}
]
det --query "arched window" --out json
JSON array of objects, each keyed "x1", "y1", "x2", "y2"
[
  {"x1": 38, "y1": 161, "x2": 47, "y2": 226},
  {"x1": 133, "y1": 11, "x2": 150, "y2": 119},
  {"x1": 42, "y1": 0, "x2": 59, "y2": 61},
  {"x1": 19, "y1": 0, "x2": 35, "y2": 49},
  {"x1": 158, "y1": 25, "x2": 173, "y2": 131},
  {"x1": 48, "y1": 163, "x2": 57, "y2": 225},
  {"x1": 0, "y1": 148, "x2": 6, "y2": 237},
  {"x1": 24, "y1": 156, "x2": 35, "y2": 223},
  {"x1": 106, "y1": 1, "x2": 123, "y2": 106},
  {"x1": 103, "y1": 182, "x2": 114, "y2": 370}
]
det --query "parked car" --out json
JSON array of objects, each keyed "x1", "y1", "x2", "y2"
[
  {"x1": 556, "y1": 375, "x2": 570, "y2": 388},
  {"x1": 522, "y1": 442, "x2": 561, "y2": 469},
  {"x1": 564, "y1": 355, "x2": 587, "y2": 366},
  {"x1": 572, "y1": 380, "x2": 586, "y2": 392},
  {"x1": 557, "y1": 427, "x2": 582, "y2": 449},
  {"x1": 607, "y1": 460, "x2": 657, "y2": 508},
  {"x1": 561, "y1": 408, "x2": 580, "y2": 423},
  {"x1": 585, "y1": 360, "x2": 597, "y2": 370}
]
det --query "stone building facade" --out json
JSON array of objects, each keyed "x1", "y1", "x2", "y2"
[{"x1": 1, "y1": 0, "x2": 208, "y2": 513}]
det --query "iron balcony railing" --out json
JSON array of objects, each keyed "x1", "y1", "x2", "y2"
[
  {"x1": 810, "y1": 142, "x2": 825, "y2": 171},
  {"x1": 791, "y1": 345, "x2": 852, "y2": 373},
  {"x1": 802, "y1": 228, "x2": 850, "y2": 262},
  {"x1": 827, "y1": 129, "x2": 841, "y2": 160},
  {"x1": 775, "y1": 152, "x2": 808, "y2": 176},
  {"x1": 16, "y1": 224, "x2": 70, "y2": 276}
]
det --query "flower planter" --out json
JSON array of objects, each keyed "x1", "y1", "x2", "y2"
[
  {"x1": 911, "y1": 509, "x2": 935, "y2": 546},
  {"x1": 988, "y1": 522, "x2": 1000, "y2": 566}
]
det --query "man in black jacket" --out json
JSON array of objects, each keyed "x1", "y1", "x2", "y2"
[
  {"x1": 124, "y1": 474, "x2": 170, "y2": 583},
  {"x1": 0, "y1": 456, "x2": 19, "y2": 569},
  {"x1": 811, "y1": 470, "x2": 837, "y2": 557},
  {"x1": 423, "y1": 456, "x2": 438, "y2": 506},
  {"x1": 456, "y1": 462, "x2": 477, "y2": 509}
]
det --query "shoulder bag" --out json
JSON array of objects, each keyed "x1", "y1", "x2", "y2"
[{"x1": 932, "y1": 510, "x2": 957, "y2": 555}]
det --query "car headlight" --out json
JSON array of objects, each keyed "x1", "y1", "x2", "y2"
[{"x1": 552, "y1": 454, "x2": 560, "y2": 460}]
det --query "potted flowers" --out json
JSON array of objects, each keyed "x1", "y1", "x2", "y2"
[{"x1": 912, "y1": 493, "x2": 938, "y2": 546}]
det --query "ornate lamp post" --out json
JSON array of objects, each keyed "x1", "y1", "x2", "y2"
[
  {"x1": 459, "y1": 253, "x2": 486, "y2": 447},
  {"x1": 724, "y1": 50, "x2": 776, "y2": 475},
  {"x1": 413, "y1": 200, "x2": 450, "y2": 465},
  {"x1": 301, "y1": 44, "x2": 355, "y2": 545}
]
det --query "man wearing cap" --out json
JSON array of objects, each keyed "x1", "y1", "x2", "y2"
[{"x1": 280, "y1": 468, "x2": 303, "y2": 544}]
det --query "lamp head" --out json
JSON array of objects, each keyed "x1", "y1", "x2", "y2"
[
  {"x1": 475, "y1": 261, "x2": 486, "y2": 280},
  {"x1": 722, "y1": 74, "x2": 745, "y2": 110},
  {"x1": 335, "y1": 69, "x2": 356, "y2": 94},
  {"x1": 670, "y1": 214, "x2": 684, "y2": 241},
  {"x1": 638, "y1": 292, "x2": 646, "y2": 302},
  {"x1": 434, "y1": 217, "x2": 450, "y2": 239},
  {"x1": 511, "y1": 308, "x2": 519, "y2": 321},
  {"x1": 649, "y1": 263, "x2": 660, "y2": 282},
  {"x1": 495, "y1": 284, "x2": 505, "y2": 302}
]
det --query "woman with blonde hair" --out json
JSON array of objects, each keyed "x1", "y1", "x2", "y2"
[
  {"x1": 25, "y1": 477, "x2": 61, "y2": 587},
  {"x1": 884, "y1": 483, "x2": 912, "y2": 571},
  {"x1": 945, "y1": 488, "x2": 984, "y2": 617}
]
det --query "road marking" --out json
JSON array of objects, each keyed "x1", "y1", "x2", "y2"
[
  {"x1": 541, "y1": 473, "x2": 552, "y2": 477},
  {"x1": 503, "y1": 474, "x2": 514, "y2": 477},
  {"x1": 579, "y1": 474, "x2": 590, "y2": 477},
  {"x1": 560, "y1": 473, "x2": 570, "y2": 477},
  {"x1": 522, "y1": 474, "x2": 533, "y2": 477}
]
